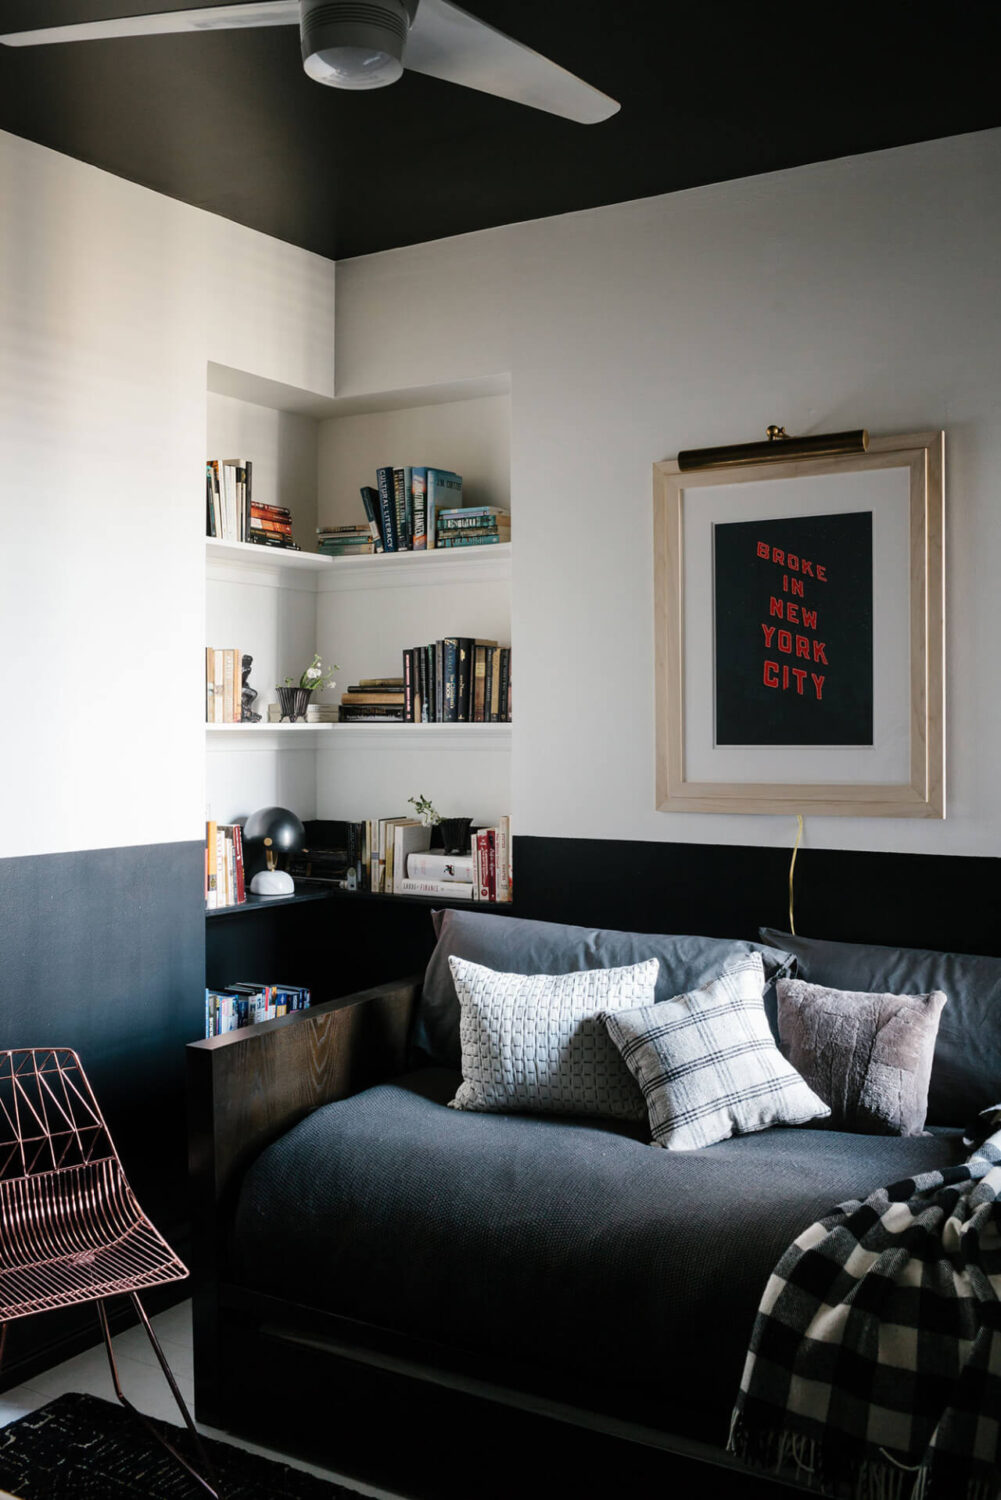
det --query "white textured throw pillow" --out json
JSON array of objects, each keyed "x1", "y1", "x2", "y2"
[
  {"x1": 448, "y1": 955, "x2": 659, "y2": 1120},
  {"x1": 602, "y1": 953, "x2": 830, "y2": 1150}
]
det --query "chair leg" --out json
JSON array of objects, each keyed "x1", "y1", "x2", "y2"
[{"x1": 97, "y1": 1295, "x2": 219, "y2": 1499}]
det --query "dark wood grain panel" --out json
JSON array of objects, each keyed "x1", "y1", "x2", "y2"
[{"x1": 187, "y1": 978, "x2": 419, "y2": 1424}]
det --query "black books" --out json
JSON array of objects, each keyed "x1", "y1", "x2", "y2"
[
  {"x1": 359, "y1": 486, "x2": 384, "y2": 551},
  {"x1": 400, "y1": 640, "x2": 510, "y2": 722},
  {"x1": 376, "y1": 466, "x2": 398, "y2": 552}
]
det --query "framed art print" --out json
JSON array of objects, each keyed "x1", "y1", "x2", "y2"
[{"x1": 653, "y1": 431, "x2": 944, "y2": 816}]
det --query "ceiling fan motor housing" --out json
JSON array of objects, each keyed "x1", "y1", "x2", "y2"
[{"x1": 301, "y1": 0, "x2": 419, "y2": 88}]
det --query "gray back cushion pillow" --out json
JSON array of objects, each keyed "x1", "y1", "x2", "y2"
[
  {"x1": 761, "y1": 928, "x2": 1001, "y2": 1126},
  {"x1": 417, "y1": 910, "x2": 796, "y2": 1069}
]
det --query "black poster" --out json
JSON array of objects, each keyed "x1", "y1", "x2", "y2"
[{"x1": 713, "y1": 510, "x2": 873, "y2": 746}]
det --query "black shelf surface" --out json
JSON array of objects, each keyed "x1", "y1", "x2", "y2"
[
  {"x1": 207, "y1": 883, "x2": 512, "y2": 919},
  {"x1": 205, "y1": 883, "x2": 336, "y2": 919}
]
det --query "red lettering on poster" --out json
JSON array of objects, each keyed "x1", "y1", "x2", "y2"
[{"x1": 753, "y1": 535, "x2": 832, "y2": 707}]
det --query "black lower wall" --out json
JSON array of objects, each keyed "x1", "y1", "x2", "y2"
[
  {"x1": 0, "y1": 839, "x2": 204, "y2": 1382},
  {"x1": 514, "y1": 835, "x2": 1001, "y2": 957}
]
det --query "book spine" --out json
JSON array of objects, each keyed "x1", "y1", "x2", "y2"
[
  {"x1": 216, "y1": 826, "x2": 227, "y2": 907},
  {"x1": 411, "y1": 468, "x2": 427, "y2": 550},
  {"x1": 233, "y1": 823, "x2": 246, "y2": 904},
  {"x1": 473, "y1": 645, "x2": 487, "y2": 722},
  {"x1": 439, "y1": 534, "x2": 501, "y2": 548},
  {"x1": 223, "y1": 649, "x2": 235, "y2": 723},
  {"x1": 206, "y1": 820, "x2": 217, "y2": 908},
  {"x1": 496, "y1": 816, "x2": 510, "y2": 903},
  {"x1": 425, "y1": 644, "x2": 435, "y2": 722},
  {"x1": 489, "y1": 647, "x2": 502, "y2": 722},
  {"x1": 435, "y1": 639, "x2": 444, "y2": 723},
  {"x1": 376, "y1": 467, "x2": 398, "y2": 552},
  {"x1": 213, "y1": 649, "x2": 224, "y2": 723},
  {"x1": 359, "y1": 486, "x2": 385, "y2": 551},
  {"x1": 483, "y1": 647, "x2": 494, "y2": 724},
  {"x1": 402, "y1": 465, "x2": 413, "y2": 549},
  {"x1": 437, "y1": 515, "x2": 508, "y2": 531},
  {"x1": 408, "y1": 853, "x2": 475, "y2": 882},
  {"x1": 498, "y1": 648, "x2": 511, "y2": 723},
  {"x1": 487, "y1": 828, "x2": 496, "y2": 903},
  {"x1": 250, "y1": 518, "x2": 292, "y2": 535},
  {"x1": 393, "y1": 468, "x2": 410, "y2": 551},
  {"x1": 397, "y1": 878, "x2": 475, "y2": 900},
  {"x1": 205, "y1": 646, "x2": 214, "y2": 722},
  {"x1": 476, "y1": 830, "x2": 490, "y2": 901},
  {"x1": 403, "y1": 649, "x2": 413, "y2": 722},
  {"x1": 456, "y1": 638, "x2": 472, "y2": 722},
  {"x1": 442, "y1": 638, "x2": 459, "y2": 722}
]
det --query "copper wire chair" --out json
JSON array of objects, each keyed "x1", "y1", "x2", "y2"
[{"x1": 0, "y1": 1048, "x2": 217, "y2": 1497}]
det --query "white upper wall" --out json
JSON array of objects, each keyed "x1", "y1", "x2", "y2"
[
  {"x1": 0, "y1": 128, "x2": 335, "y2": 859},
  {"x1": 335, "y1": 128, "x2": 1001, "y2": 858}
]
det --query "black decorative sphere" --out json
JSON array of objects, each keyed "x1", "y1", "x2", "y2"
[{"x1": 243, "y1": 806, "x2": 305, "y2": 860}]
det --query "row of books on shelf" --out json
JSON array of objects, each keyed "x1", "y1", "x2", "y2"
[
  {"x1": 205, "y1": 647, "x2": 245, "y2": 723},
  {"x1": 205, "y1": 820, "x2": 246, "y2": 909},
  {"x1": 204, "y1": 982, "x2": 311, "y2": 1038},
  {"x1": 335, "y1": 642, "x2": 511, "y2": 725},
  {"x1": 315, "y1": 464, "x2": 509, "y2": 557},
  {"x1": 289, "y1": 814, "x2": 512, "y2": 902},
  {"x1": 206, "y1": 457, "x2": 300, "y2": 550}
]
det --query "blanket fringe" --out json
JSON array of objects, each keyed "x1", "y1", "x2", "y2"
[{"x1": 728, "y1": 1417, "x2": 1000, "y2": 1500}]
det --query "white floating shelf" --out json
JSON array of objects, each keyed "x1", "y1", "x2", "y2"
[
  {"x1": 206, "y1": 537, "x2": 511, "y2": 591},
  {"x1": 206, "y1": 722, "x2": 335, "y2": 752},
  {"x1": 317, "y1": 543, "x2": 511, "y2": 592},
  {"x1": 319, "y1": 723, "x2": 512, "y2": 751}
]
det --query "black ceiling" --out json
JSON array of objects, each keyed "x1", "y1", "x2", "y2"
[{"x1": 1, "y1": 0, "x2": 1000, "y2": 261}]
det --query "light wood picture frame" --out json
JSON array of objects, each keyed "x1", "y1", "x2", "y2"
[{"x1": 653, "y1": 431, "x2": 945, "y2": 817}]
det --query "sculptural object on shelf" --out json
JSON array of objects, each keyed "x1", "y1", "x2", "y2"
[{"x1": 241, "y1": 654, "x2": 262, "y2": 722}]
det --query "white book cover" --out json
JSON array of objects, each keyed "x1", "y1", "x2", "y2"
[
  {"x1": 398, "y1": 878, "x2": 475, "y2": 899},
  {"x1": 393, "y1": 822, "x2": 433, "y2": 894},
  {"x1": 407, "y1": 852, "x2": 474, "y2": 883}
]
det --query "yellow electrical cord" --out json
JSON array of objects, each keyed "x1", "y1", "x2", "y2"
[{"x1": 788, "y1": 815, "x2": 804, "y2": 935}]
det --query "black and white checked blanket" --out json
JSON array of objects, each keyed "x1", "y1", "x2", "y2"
[{"x1": 728, "y1": 1127, "x2": 1001, "y2": 1500}]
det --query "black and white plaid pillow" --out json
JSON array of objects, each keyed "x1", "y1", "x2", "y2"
[{"x1": 602, "y1": 953, "x2": 829, "y2": 1150}]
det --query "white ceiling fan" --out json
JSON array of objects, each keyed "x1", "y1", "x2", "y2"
[{"x1": 0, "y1": 1, "x2": 620, "y2": 125}]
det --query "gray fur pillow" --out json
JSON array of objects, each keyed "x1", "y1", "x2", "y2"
[{"x1": 776, "y1": 978, "x2": 947, "y2": 1136}]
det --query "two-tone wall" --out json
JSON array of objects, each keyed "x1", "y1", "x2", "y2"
[{"x1": 1, "y1": 121, "x2": 1000, "y2": 1371}]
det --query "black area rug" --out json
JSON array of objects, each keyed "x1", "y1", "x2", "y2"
[{"x1": 0, "y1": 1392, "x2": 361, "y2": 1499}]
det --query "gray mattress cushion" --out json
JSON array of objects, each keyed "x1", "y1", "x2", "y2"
[
  {"x1": 418, "y1": 909, "x2": 797, "y2": 1068},
  {"x1": 232, "y1": 1068, "x2": 966, "y2": 1442},
  {"x1": 761, "y1": 928, "x2": 1001, "y2": 1126}
]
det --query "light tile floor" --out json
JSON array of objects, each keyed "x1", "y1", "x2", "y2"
[{"x1": 0, "y1": 1299, "x2": 404, "y2": 1499}]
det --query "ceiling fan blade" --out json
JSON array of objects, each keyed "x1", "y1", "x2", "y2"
[
  {"x1": 0, "y1": 1, "x2": 299, "y2": 48},
  {"x1": 405, "y1": 0, "x2": 619, "y2": 125}
]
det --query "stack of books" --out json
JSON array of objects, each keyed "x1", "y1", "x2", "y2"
[
  {"x1": 250, "y1": 502, "x2": 294, "y2": 548},
  {"x1": 204, "y1": 982, "x2": 310, "y2": 1038},
  {"x1": 402, "y1": 639, "x2": 511, "y2": 722},
  {"x1": 316, "y1": 524, "x2": 378, "y2": 557},
  {"x1": 436, "y1": 507, "x2": 510, "y2": 548},
  {"x1": 206, "y1": 457, "x2": 299, "y2": 549},
  {"x1": 288, "y1": 816, "x2": 513, "y2": 903},
  {"x1": 338, "y1": 677, "x2": 406, "y2": 723},
  {"x1": 205, "y1": 647, "x2": 244, "y2": 723},
  {"x1": 205, "y1": 820, "x2": 246, "y2": 909},
  {"x1": 266, "y1": 700, "x2": 338, "y2": 724}
]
